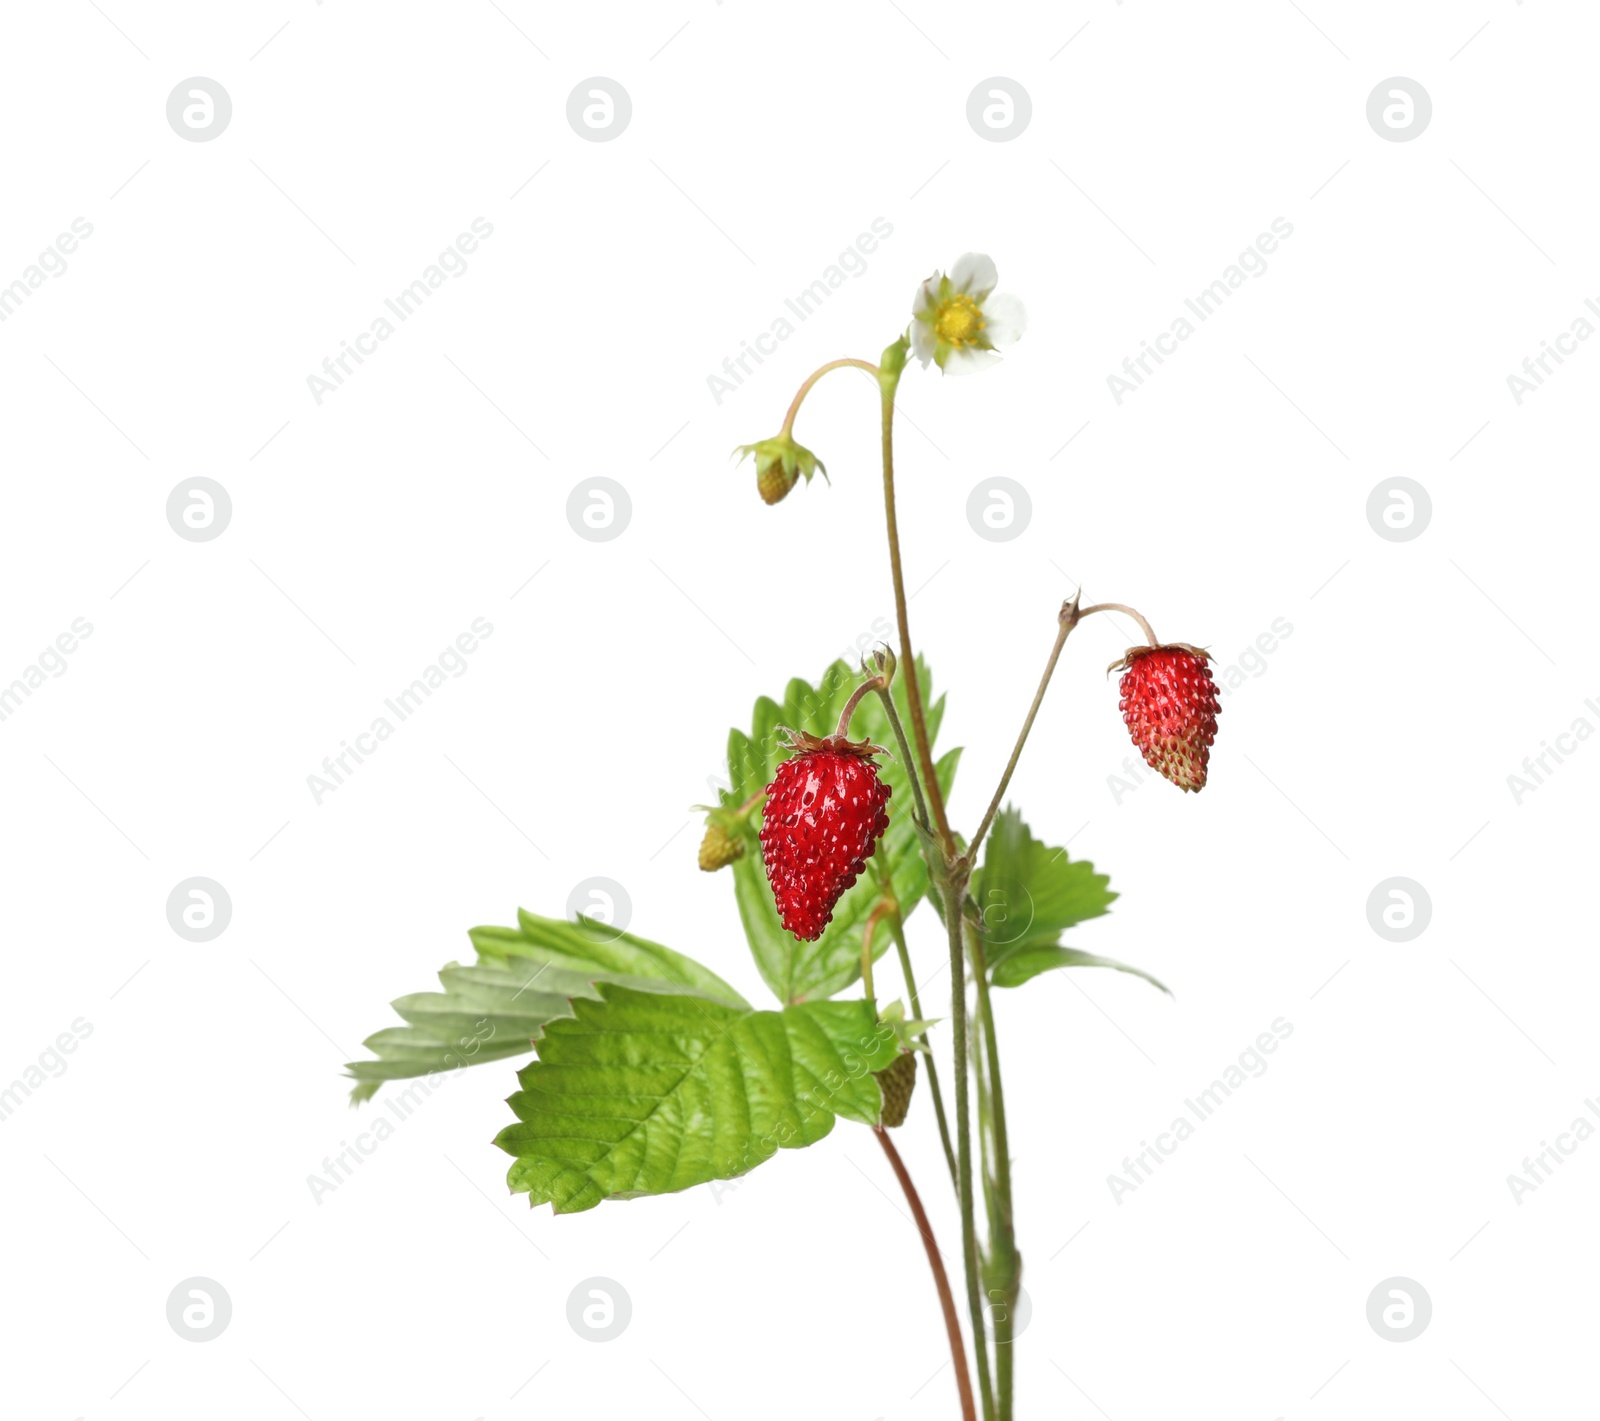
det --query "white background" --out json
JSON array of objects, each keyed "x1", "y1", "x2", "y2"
[{"x1": 2, "y1": 2, "x2": 1596, "y2": 1418}]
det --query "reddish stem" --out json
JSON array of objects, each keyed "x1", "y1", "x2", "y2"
[
  {"x1": 779, "y1": 357, "x2": 881, "y2": 437},
  {"x1": 833, "y1": 673, "x2": 887, "y2": 740},
  {"x1": 874, "y1": 1125, "x2": 978, "y2": 1421}
]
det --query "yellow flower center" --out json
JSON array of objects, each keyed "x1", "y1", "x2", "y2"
[{"x1": 934, "y1": 293, "x2": 986, "y2": 347}]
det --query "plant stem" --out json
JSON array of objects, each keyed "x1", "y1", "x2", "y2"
[
  {"x1": 965, "y1": 594, "x2": 1162, "y2": 870},
  {"x1": 967, "y1": 924, "x2": 1018, "y2": 1421},
  {"x1": 970, "y1": 1012, "x2": 1003, "y2": 1413},
  {"x1": 877, "y1": 347, "x2": 984, "y2": 1414},
  {"x1": 965, "y1": 601, "x2": 1077, "y2": 869},
  {"x1": 879, "y1": 378, "x2": 957, "y2": 861},
  {"x1": 873, "y1": 1125, "x2": 978, "y2": 1421},
  {"x1": 946, "y1": 871, "x2": 996, "y2": 1421},
  {"x1": 995, "y1": 1289, "x2": 1015, "y2": 1411},
  {"x1": 966, "y1": 932, "x2": 1011, "y2": 1222},
  {"x1": 833, "y1": 671, "x2": 888, "y2": 741},
  {"x1": 860, "y1": 900, "x2": 895, "y2": 1003},
  {"x1": 886, "y1": 908, "x2": 957, "y2": 1193},
  {"x1": 1078, "y1": 600, "x2": 1160, "y2": 648},
  {"x1": 873, "y1": 685, "x2": 931, "y2": 835},
  {"x1": 874, "y1": 682, "x2": 958, "y2": 1193},
  {"x1": 779, "y1": 357, "x2": 881, "y2": 438}
]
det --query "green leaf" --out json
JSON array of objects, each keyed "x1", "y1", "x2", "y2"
[
  {"x1": 472, "y1": 910, "x2": 748, "y2": 1010},
  {"x1": 970, "y1": 806, "x2": 1117, "y2": 973},
  {"x1": 723, "y1": 658, "x2": 959, "y2": 1004},
  {"x1": 970, "y1": 807, "x2": 1166, "y2": 995},
  {"x1": 990, "y1": 946, "x2": 1170, "y2": 994},
  {"x1": 494, "y1": 986, "x2": 900, "y2": 1213},
  {"x1": 345, "y1": 910, "x2": 749, "y2": 1102}
]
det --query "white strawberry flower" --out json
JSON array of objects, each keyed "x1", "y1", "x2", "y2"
[{"x1": 909, "y1": 253, "x2": 1027, "y2": 375}]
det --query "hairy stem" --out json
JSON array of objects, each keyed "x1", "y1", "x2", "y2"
[
  {"x1": 874, "y1": 682, "x2": 958, "y2": 1191},
  {"x1": 968, "y1": 924, "x2": 1018, "y2": 1421},
  {"x1": 880, "y1": 378, "x2": 957, "y2": 861},
  {"x1": 873, "y1": 685, "x2": 931, "y2": 835},
  {"x1": 873, "y1": 1126, "x2": 978, "y2": 1421},
  {"x1": 886, "y1": 908, "x2": 957, "y2": 1193},
  {"x1": 877, "y1": 345, "x2": 984, "y2": 1414},
  {"x1": 966, "y1": 602, "x2": 1076, "y2": 869},
  {"x1": 779, "y1": 357, "x2": 881, "y2": 438},
  {"x1": 947, "y1": 873, "x2": 996, "y2": 1421}
]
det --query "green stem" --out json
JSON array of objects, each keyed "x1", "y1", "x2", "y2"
[
  {"x1": 965, "y1": 598, "x2": 1077, "y2": 871},
  {"x1": 873, "y1": 683, "x2": 958, "y2": 1194},
  {"x1": 971, "y1": 1008, "x2": 1007, "y2": 1416},
  {"x1": 968, "y1": 923, "x2": 1018, "y2": 1421},
  {"x1": 886, "y1": 908, "x2": 957, "y2": 1194},
  {"x1": 872, "y1": 685, "x2": 932, "y2": 835},
  {"x1": 860, "y1": 900, "x2": 895, "y2": 1005},
  {"x1": 946, "y1": 870, "x2": 996, "y2": 1421},
  {"x1": 876, "y1": 338, "x2": 986, "y2": 1416},
  {"x1": 878, "y1": 366, "x2": 957, "y2": 861}
]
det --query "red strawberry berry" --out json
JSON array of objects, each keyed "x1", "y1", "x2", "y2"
[
  {"x1": 1113, "y1": 644, "x2": 1221, "y2": 792},
  {"x1": 759, "y1": 732, "x2": 891, "y2": 941}
]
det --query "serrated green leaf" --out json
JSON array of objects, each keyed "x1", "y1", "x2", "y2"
[
  {"x1": 345, "y1": 911, "x2": 749, "y2": 1102},
  {"x1": 971, "y1": 806, "x2": 1117, "y2": 974},
  {"x1": 494, "y1": 986, "x2": 900, "y2": 1213},
  {"x1": 473, "y1": 910, "x2": 748, "y2": 1010},
  {"x1": 970, "y1": 807, "x2": 1166, "y2": 996},
  {"x1": 990, "y1": 945, "x2": 1170, "y2": 994},
  {"x1": 723, "y1": 658, "x2": 959, "y2": 1004}
]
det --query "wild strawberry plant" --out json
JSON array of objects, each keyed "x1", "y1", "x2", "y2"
[{"x1": 349, "y1": 254, "x2": 1220, "y2": 1421}]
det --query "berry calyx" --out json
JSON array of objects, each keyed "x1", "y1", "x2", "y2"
[
  {"x1": 734, "y1": 433, "x2": 826, "y2": 506},
  {"x1": 1111, "y1": 643, "x2": 1221, "y2": 793},
  {"x1": 759, "y1": 730, "x2": 892, "y2": 942}
]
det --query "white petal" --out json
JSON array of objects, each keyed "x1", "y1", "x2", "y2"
[
  {"x1": 942, "y1": 344, "x2": 1003, "y2": 376},
  {"x1": 949, "y1": 253, "x2": 998, "y2": 300},
  {"x1": 910, "y1": 318, "x2": 937, "y2": 367},
  {"x1": 980, "y1": 292, "x2": 1027, "y2": 347},
  {"x1": 911, "y1": 272, "x2": 941, "y2": 316}
]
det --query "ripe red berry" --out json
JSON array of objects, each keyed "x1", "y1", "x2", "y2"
[
  {"x1": 759, "y1": 733, "x2": 891, "y2": 941},
  {"x1": 1114, "y1": 644, "x2": 1221, "y2": 792}
]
